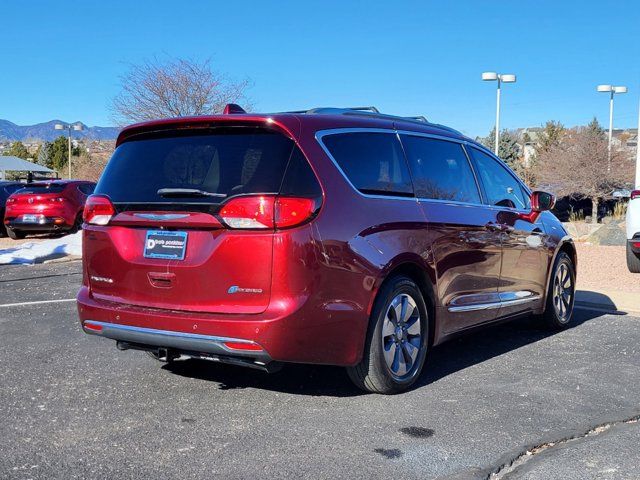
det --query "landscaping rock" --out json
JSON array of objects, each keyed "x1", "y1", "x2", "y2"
[{"x1": 587, "y1": 223, "x2": 627, "y2": 246}]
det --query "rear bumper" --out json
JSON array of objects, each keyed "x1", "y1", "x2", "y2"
[
  {"x1": 77, "y1": 286, "x2": 367, "y2": 366},
  {"x1": 5, "y1": 216, "x2": 72, "y2": 231}
]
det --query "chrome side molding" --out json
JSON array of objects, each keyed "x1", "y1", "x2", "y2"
[{"x1": 448, "y1": 290, "x2": 540, "y2": 313}]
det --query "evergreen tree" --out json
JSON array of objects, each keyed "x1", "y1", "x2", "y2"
[
  {"x1": 37, "y1": 142, "x2": 52, "y2": 168},
  {"x1": 536, "y1": 121, "x2": 566, "y2": 153},
  {"x1": 5, "y1": 141, "x2": 30, "y2": 160},
  {"x1": 477, "y1": 128, "x2": 521, "y2": 167}
]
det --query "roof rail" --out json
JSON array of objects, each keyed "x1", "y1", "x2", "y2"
[
  {"x1": 277, "y1": 106, "x2": 463, "y2": 136},
  {"x1": 283, "y1": 106, "x2": 380, "y2": 114}
]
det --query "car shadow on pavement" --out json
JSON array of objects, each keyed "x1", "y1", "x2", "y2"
[{"x1": 163, "y1": 308, "x2": 611, "y2": 397}]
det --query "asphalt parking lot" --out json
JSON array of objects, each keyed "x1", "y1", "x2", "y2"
[{"x1": 1, "y1": 261, "x2": 639, "y2": 479}]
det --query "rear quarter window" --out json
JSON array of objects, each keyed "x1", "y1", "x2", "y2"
[{"x1": 321, "y1": 132, "x2": 413, "y2": 197}]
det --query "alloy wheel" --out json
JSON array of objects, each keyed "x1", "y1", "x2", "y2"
[
  {"x1": 553, "y1": 262, "x2": 573, "y2": 322},
  {"x1": 381, "y1": 293, "x2": 422, "y2": 379}
]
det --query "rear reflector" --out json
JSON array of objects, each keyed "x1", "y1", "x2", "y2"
[
  {"x1": 83, "y1": 195, "x2": 115, "y2": 226},
  {"x1": 219, "y1": 195, "x2": 317, "y2": 230},
  {"x1": 223, "y1": 341, "x2": 263, "y2": 351},
  {"x1": 83, "y1": 321, "x2": 103, "y2": 332}
]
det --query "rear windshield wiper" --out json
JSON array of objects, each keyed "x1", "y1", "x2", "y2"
[{"x1": 157, "y1": 188, "x2": 227, "y2": 198}]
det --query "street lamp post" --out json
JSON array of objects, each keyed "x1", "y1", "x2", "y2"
[
  {"x1": 636, "y1": 95, "x2": 640, "y2": 189},
  {"x1": 597, "y1": 84, "x2": 627, "y2": 171},
  {"x1": 54, "y1": 122, "x2": 84, "y2": 179},
  {"x1": 482, "y1": 72, "x2": 517, "y2": 156}
]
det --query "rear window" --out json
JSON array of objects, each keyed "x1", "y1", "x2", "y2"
[
  {"x1": 95, "y1": 128, "x2": 303, "y2": 204},
  {"x1": 321, "y1": 132, "x2": 413, "y2": 196},
  {"x1": 15, "y1": 184, "x2": 66, "y2": 194}
]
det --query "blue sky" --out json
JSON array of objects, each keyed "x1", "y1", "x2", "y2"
[{"x1": 0, "y1": 0, "x2": 638, "y2": 137}]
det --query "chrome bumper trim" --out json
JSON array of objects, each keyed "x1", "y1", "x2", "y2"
[{"x1": 82, "y1": 320, "x2": 271, "y2": 361}]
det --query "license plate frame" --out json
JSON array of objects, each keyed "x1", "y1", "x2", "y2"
[
  {"x1": 144, "y1": 230, "x2": 188, "y2": 260},
  {"x1": 21, "y1": 214, "x2": 40, "y2": 223}
]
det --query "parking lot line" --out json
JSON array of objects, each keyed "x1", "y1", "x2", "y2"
[{"x1": 0, "y1": 298, "x2": 76, "y2": 308}]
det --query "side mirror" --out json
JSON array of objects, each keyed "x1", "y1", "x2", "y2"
[
  {"x1": 531, "y1": 191, "x2": 556, "y2": 212},
  {"x1": 518, "y1": 191, "x2": 556, "y2": 223}
]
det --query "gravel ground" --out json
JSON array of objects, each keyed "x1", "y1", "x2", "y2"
[{"x1": 575, "y1": 243, "x2": 640, "y2": 293}]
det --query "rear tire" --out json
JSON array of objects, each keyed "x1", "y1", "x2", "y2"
[
  {"x1": 69, "y1": 212, "x2": 83, "y2": 234},
  {"x1": 540, "y1": 252, "x2": 576, "y2": 329},
  {"x1": 627, "y1": 242, "x2": 640, "y2": 273},
  {"x1": 347, "y1": 276, "x2": 429, "y2": 394},
  {"x1": 7, "y1": 228, "x2": 25, "y2": 240}
]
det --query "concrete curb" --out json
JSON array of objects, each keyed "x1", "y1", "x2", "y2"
[{"x1": 576, "y1": 289, "x2": 640, "y2": 315}]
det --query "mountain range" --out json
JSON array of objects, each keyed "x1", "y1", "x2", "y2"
[{"x1": 0, "y1": 120, "x2": 120, "y2": 142}]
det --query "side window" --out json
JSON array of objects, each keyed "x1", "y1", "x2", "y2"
[
  {"x1": 468, "y1": 147, "x2": 528, "y2": 210},
  {"x1": 321, "y1": 132, "x2": 413, "y2": 196},
  {"x1": 79, "y1": 184, "x2": 95, "y2": 195},
  {"x1": 400, "y1": 135, "x2": 481, "y2": 203}
]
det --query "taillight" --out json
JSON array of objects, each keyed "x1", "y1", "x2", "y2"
[
  {"x1": 219, "y1": 196, "x2": 275, "y2": 229},
  {"x1": 219, "y1": 195, "x2": 317, "y2": 229},
  {"x1": 631, "y1": 190, "x2": 640, "y2": 200},
  {"x1": 275, "y1": 197, "x2": 316, "y2": 228},
  {"x1": 83, "y1": 195, "x2": 115, "y2": 226}
]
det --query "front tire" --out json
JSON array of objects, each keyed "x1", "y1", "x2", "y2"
[
  {"x1": 347, "y1": 276, "x2": 429, "y2": 394},
  {"x1": 627, "y1": 242, "x2": 640, "y2": 273},
  {"x1": 541, "y1": 252, "x2": 576, "y2": 329}
]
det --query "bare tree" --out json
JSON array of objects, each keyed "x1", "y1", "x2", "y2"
[
  {"x1": 537, "y1": 123, "x2": 634, "y2": 223},
  {"x1": 110, "y1": 57, "x2": 251, "y2": 125}
]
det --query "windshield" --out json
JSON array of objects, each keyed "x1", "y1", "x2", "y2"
[{"x1": 95, "y1": 127, "x2": 296, "y2": 205}]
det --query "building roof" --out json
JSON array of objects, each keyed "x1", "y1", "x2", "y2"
[{"x1": 0, "y1": 156, "x2": 55, "y2": 173}]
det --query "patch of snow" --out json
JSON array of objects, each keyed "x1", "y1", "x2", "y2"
[{"x1": 0, "y1": 232, "x2": 82, "y2": 265}]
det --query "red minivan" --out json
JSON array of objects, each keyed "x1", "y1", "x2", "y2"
[
  {"x1": 4, "y1": 180, "x2": 95, "y2": 239},
  {"x1": 78, "y1": 106, "x2": 576, "y2": 393}
]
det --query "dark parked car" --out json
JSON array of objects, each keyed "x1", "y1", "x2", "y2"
[
  {"x1": 4, "y1": 180, "x2": 95, "y2": 239},
  {"x1": 0, "y1": 181, "x2": 26, "y2": 237},
  {"x1": 78, "y1": 105, "x2": 576, "y2": 393}
]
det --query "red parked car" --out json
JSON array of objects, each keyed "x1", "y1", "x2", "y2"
[
  {"x1": 4, "y1": 180, "x2": 95, "y2": 239},
  {"x1": 78, "y1": 105, "x2": 576, "y2": 393}
]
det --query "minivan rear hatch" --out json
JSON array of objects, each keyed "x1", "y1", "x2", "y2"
[{"x1": 85, "y1": 125, "x2": 319, "y2": 314}]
